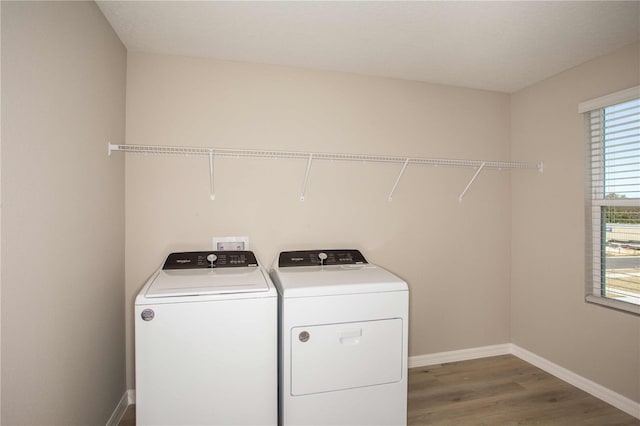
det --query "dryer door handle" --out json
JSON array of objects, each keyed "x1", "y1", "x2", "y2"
[{"x1": 339, "y1": 329, "x2": 362, "y2": 345}]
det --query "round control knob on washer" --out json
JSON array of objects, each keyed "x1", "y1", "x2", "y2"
[
  {"x1": 318, "y1": 252, "x2": 328, "y2": 263},
  {"x1": 207, "y1": 253, "x2": 217, "y2": 263}
]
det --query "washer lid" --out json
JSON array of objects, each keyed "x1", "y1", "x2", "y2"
[
  {"x1": 146, "y1": 267, "x2": 270, "y2": 298},
  {"x1": 272, "y1": 263, "x2": 407, "y2": 298}
]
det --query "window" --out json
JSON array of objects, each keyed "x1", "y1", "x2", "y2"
[{"x1": 582, "y1": 87, "x2": 640, "y2": 314}]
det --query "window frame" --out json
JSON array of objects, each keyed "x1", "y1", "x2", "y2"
[{"x1": 580, "y1": 86, "x2": 640, "y2": 315}]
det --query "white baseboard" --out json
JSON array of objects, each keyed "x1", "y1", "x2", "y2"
[
  {"x1": 106, "y1": 391, "x2": 130, "y2": 426},
  {"x1": 511, "y1": 344, "x2": 640, "y2": 420},
  {"x1": 408, "y1": 343, "x2": 511, "y2": 368},
  {"x1": 409, "y1": 343, "x2": 640, "y2": 420}
]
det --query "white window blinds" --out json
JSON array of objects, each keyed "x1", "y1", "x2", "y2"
[{"x1": 585, "y1": 91, "x2": 640, "y2": 313}]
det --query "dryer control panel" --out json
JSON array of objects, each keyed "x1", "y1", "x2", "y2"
[
  {"x1": 163, "y1": 251, "x2": 258, "y2": 269},
  {"x1": 279, "y1": 249, "x2": 368, "y2": 267}
]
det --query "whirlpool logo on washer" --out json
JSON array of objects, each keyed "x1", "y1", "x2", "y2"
[{"x1": 141, "y1": 309, "x2": 155, "y2": 321}]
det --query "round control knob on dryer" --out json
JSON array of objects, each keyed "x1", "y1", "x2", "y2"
[
  {"x1": 318, "y1": 252, "x2": 328, "y2": 262},
  {"x1": 207, "y1": 253, "x2": 217, "y2": 263}
]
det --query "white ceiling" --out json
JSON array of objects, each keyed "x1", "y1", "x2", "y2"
[{"x1": 97, "y1": 1, "x2": 640, "y2": 93}]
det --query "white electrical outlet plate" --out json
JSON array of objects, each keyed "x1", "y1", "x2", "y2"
[{"x1": 212, "y1": 236, "x2": 250, "y2": 251}]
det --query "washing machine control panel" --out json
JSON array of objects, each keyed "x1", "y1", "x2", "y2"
[
  {"x1": 163, "y1": 251, "x2": 258, "y2": 269},
  {"x1": 278, "y1": 249, "x2": 368, "y2": 267}
]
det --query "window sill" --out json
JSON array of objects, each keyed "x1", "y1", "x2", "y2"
[{"x1": 586, "y1": 295, "x2": 640, "y2": 316}]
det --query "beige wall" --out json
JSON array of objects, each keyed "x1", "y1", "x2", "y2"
[
  {"x1": 1, "y1": 2, "x2": 126, "y2": 424},
  {"x1": 125, "y1": 52, "x2": 512, "y2": 388},
  {"x1": 511, "y1": 43, "x2": 640, "y2": 402}
]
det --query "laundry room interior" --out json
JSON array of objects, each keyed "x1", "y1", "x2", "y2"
[{"x1": 2, "y1": 1, "x2": 640, "y2": 425}]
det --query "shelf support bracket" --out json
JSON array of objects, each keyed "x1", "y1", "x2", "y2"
[
  {"x1": 388, "y1": 158, "x2": 410, "y2": 202},
  {"x1": 208, "y1": 150, "x2": 215, "y2": 200},
  {"x1": 300, "y1": 153, "x2": 314, "y2": 201},
  {"x1": 459, "y1": 162, "x2": 485, "y2": 202}
]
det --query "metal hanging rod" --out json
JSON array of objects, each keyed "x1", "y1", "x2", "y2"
[{"x1": 108, "y1": 143, "x2": 542, "y2": 171}]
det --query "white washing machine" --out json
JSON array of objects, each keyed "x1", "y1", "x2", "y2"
[
  {"x1": 135, "y1": 251, "x2": 277, "y2": 426},
  {"x1": 270, "y1": 249, "x2": 409, "y2": 426}
]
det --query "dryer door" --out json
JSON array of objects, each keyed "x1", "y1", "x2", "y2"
[{"x1": 290, "y1": 318, "x2": 403, "y2": 396}]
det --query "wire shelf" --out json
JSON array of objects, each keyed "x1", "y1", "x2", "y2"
[
  {"x1": 108, "y1": 143, "x2": 543, "y2": 201},
  {"x1": 108, "y1": 143, "x2": 541, "y2": 170}
]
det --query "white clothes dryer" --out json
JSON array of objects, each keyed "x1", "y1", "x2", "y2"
[
  {"x1": 270, "y1": 249, "x2": 409, "y2": 426},
  {"x1": 135, "y1": 251, "x2": 277, "y2": 426}
]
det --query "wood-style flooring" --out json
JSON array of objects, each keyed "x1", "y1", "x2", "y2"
[
  {"x1": 408, "y1": 355, "x2": 639, "y2": 425},
  {"x1": 119, "y1": 355, "x2": 639, "y2": 425}
]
